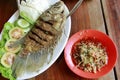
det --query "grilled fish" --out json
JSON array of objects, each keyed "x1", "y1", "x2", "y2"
[{"x1": 12, "y1": 1, "x2": 66, "y2": 78}]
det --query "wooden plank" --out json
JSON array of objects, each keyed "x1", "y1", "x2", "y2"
[
  {"x1": 0, "y1": 0, "x2": 116, "y2": 80},
  {"x1": 35, "y1": 0, "x2": 115, "y2": 80},
  {"x1": 28, "y1": 78, "x2": 35, "y2": 80},
  {"x1": 0, "y1": 0, "x2": 17, "y2": 32},
  {"x1": 102, "y1": 0, "x2": 120, "y2": 79}
]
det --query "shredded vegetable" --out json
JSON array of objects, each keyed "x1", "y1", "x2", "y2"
[{"x1": 72, "y1": 40, "x2": 108, "y2": 73}]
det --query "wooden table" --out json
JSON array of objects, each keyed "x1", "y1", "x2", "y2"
[{"x1": 0, "y1": 0, "x2": 120, "y2": 80}]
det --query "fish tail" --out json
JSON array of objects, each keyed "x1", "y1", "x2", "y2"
[
  {"x1": 12, "y1": 53, "x2": 27, "y2": 78},
  {"x1": 12, "y1": 48, "x2": 52, "y2": 78}
]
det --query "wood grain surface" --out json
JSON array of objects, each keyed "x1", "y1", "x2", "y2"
[
  {"x1": 102, "y1": 0, "x2": 120, "y2": 80},
  {"x1": 0, "y1": 0, "x2": 119, "y2": 80}
]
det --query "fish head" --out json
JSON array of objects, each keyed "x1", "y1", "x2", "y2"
[{"x1": 49, "y1": 1, "x2": 65, "y2": 14}]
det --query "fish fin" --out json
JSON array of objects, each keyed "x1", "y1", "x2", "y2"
[{"x1": 12, "y1": 54, "x2": 26, "y2": 77}]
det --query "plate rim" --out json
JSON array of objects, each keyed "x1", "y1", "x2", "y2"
[{"x1": 0, "y1": 2, "x2": 71, "y2": 80}]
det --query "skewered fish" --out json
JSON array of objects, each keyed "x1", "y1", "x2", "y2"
[{"x1": 12, "y1": 1, "x2": 66, "y2": 78}]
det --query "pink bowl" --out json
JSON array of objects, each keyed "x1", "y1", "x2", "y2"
[{"x1": 64, "y1": 29, "x2": 118, "y2": 79}]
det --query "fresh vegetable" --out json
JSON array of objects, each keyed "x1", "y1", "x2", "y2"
[
  {"x1": 0, "y1": 48, "x2": 6, "y2": 58},
  {"x1": 9, "y1": 27, "x2": 24, "y2": 40},
  {"x1": 72, "y1": 40, "x2": 108, "y2": 73},
  {"x1": 0, "y1": 39, "x2": 6, "y2": 48},
  {"x1": 0, "y1": 22, "x2": 17, "y2": 80},
  {"x1": 19, "y1": 0, "x2": 50, "y2": 24},
  {"x1": 0, "y1": 65, "x2": 15, "y2": 80},
  {"x1": 3, "y1": 22, "x2": 14, "y2": 32},
  {"x1": 0, "y1": 22, "x2": 14, "y2": 47},
  {"x1": 0, "y1": 22, "x2": 25, "y2": 80},
  {"x1": 20, "y1": 10, "x2": 38, "y2": 24},
  {"x1": 17, "y1": 19, "x2": 30, "y2": 28},
  {"x1": 1, "y1": 52, "x2": 16, "y2": 68},
  {"x1": 5, "y1": 39, "x2": 21, "y2": 54},
  {"x1": 2, "y1": 33, "x2": 9, "y2": 41},
  {"x1": 23, "y1": 27, "x2": 31, "y2": 33}
]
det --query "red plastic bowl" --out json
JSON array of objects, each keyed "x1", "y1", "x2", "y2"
[{"x1": 64, "y1": 29, "x2": 118, "y2": 79}]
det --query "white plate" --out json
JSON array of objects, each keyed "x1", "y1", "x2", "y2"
[{"x1": 1, "y1": 0, "x2": 71, "y2": 79}]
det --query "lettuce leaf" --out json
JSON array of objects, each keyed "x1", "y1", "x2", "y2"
[
  {"x1": 0, "y1": 64, "x2": 15, "y2": 80},
  {"x1": 0, "y1": 22, "x2": 14, "y2": 48},
  {"x1": 0, "y1": 22, "x2": 16, "y2": 80},
  {"x1": 3, "y1": 22, "x2": 14, "y2": 31},
  {"x1": 0, "y1": 49, "x2": 16, "y2": 80},
  {"x1": 0, "y1": 48, "x2": 5, "y2": 58}
]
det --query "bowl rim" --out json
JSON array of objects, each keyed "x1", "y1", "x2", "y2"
[{"x1": 64, "y1": 29, "x2": 118, "y2": 79}]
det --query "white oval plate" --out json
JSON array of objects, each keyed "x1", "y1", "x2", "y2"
[{"x1": 1, "y1": 0, "x2": 71, "y2": 79}]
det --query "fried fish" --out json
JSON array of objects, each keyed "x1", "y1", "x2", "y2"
[{"x1": 12, "y1": 1, "x2": 66, "y2": 78}]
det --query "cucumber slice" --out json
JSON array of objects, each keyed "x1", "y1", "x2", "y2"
[
  {"x1": 17, "y1": 19, "x2": 30, "y2": 28},
  {"x1": 5, "y1": 39, "x2": 21, "y2": 54},
  {"x1": 23, "y1": 27, "x2": 31, "y2": 33},
  {"x1": 1, "y1": 52, "x2": 16, "y2": 68},
  {"x1": 20, "y1": 11, "x2": 35, "y2": 24},
  {"x1": 9, "y1": 27, "x2": 24, "y2": 40}
]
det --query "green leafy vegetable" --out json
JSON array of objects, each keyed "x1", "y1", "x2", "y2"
[
  {"x1": 0, "y1": 65, "x2": 15, "y2": 80},
  {"x1": 0, "y1": 39, "x2": 6, "y2": 48},
  {"x1": 0, "y1": 48, "x2": 5, "y2": 58},
  {"x1": 0, "y1": 22, "x2": 14, "y2": 47},
  {"x1": 0, "y1": 22, "x2": 16, "y2": 80},
  {"x1": 3, "y1": 22, "x2": 14, "y2": 31},
  {"x1": 0, "y1": 19, "x2": 31, "y2": 80}
]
